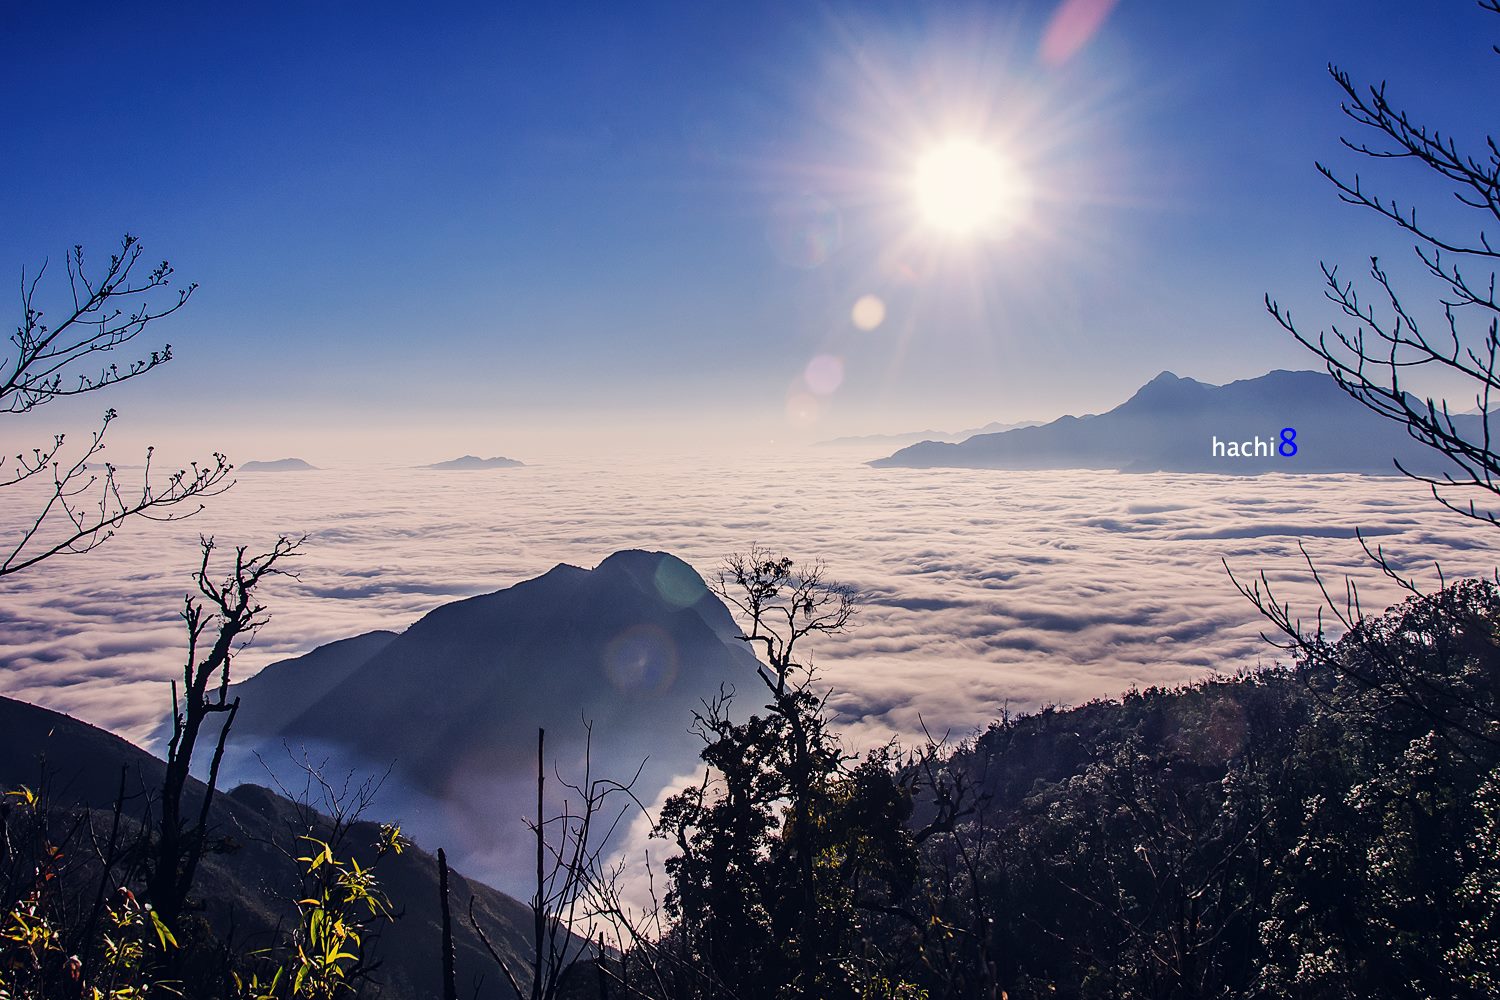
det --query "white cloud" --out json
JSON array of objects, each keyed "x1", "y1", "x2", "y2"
[{"x1": 1, "y1": 459, "x2": 1493, "y2": 765}]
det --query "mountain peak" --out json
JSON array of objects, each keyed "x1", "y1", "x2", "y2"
[
  {"x1": 217, "y1": 550, "x2": 760, "y2": 896},
  {"x1": 595, "y1": 548, "x2": 670, "y2": 571},
  {"x1": 1120, "y1": 370, "x2": 1213, "y2": 410},
  {"x1": 596, "y1": 549, "x2": 716, "y2": 614}
]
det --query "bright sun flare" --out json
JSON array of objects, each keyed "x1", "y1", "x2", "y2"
[{"x1": 913, "y1": 139, "x2": 1030, "y2": 237}]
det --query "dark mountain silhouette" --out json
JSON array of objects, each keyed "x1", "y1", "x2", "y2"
[
  {"x1": 871, "y1": 369, "x2": 1480, "y2": 474},
  {"x1": 230, "y1": 631, "x2": 399, "y2": 734},
  {"x1": 239, "y1": 457, "x2": 317, "y2": 472},
  {"x1": 420, "y1": 455, "x2": 524, "y2": 470},
  {"x1": 0, "y1": 695, "x2": 553, "y2": 1000},
  {"x1": 211, "y1": 550, "x2": 761, "y2": 896}
]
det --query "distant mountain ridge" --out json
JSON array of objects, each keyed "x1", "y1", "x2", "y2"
[
  {"x1": 420, "y1": 455, "x2": 524, "y2": 470},
  {"x1": 871, "y1": 369, "x2": 1479, "y2": 475},
  {"x1": 240, "y1": 457, "x2": 317, "y2": 472},
  {"x1": 204, "y1": 550, "x2": 760, "y2": 896}
]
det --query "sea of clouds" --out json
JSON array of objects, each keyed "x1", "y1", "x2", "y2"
[{"x1": 1, "y1": 455, "x2": 1496, "y2": 757}]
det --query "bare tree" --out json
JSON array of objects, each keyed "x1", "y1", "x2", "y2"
[
  {"x1": 582, "y1": 848, "x2": 739, "y2": 1000},
  {"x1": 1234, "y1": 3, "x2": 1500, "y2": 720},
  {"x1": 1265, "y1": 1, "x2": 1500, "y2": 526},
  {"x1": 439, "y1": 849, "x2": 458, "y2": 1000},
  {"x1": 1, "y1": 235, "x2": 231, "y2": 579},
  {"x1": 714, "y1": 545, "x2": 856, "y2": 699},
  {"x1": 468, "y1": 724, "x2": 645, "y2": 1000},
  {"x1": 149, "y1": 534, "x2": 301, "y2": 936}
]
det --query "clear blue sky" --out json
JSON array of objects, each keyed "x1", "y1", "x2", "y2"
[{"x1": 1, "y1": 1, "x2": 1493, "y2": 461}]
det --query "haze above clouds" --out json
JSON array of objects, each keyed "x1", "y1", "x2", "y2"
[
  {"x1": 5, "y1": 2, "x2": 1495, "y2": 462},
  {"x1": 1, "y1": 457, "x2": 1493, "y2": 754}
]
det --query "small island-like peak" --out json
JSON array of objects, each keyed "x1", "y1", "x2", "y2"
[
  {"x1": 418, "y1": 455, "x2": 524, "y2": 470},
  {"x1": 239, "y1": 458, "x2": 317, "y2": 472}
]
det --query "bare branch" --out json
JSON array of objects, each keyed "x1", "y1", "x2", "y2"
[{"x1": 2, "y1": 235, "x2": 192, "y2": 414}]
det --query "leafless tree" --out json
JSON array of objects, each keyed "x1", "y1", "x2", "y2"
[
  {"x1": 1265, "y1": 1, "x2": 1500, "y2": 526},
  {"x1": 714, "y1": 545, "x2": 856, "y2": 699},
  {"x1": 468, "y1": 724, "x2": 645, "y2": 1000},
  {"x1": 1, "y1": 235, "x2": 231, "y2": 579},
  {"x1": 149, "y1": 534, "x2": 301, "y2": 936},
  {"x1": 1236, "y1": 2, "x2": 1500, "y2": 714},
  {"x1": 581, "y1": 849, "x2": 739, "y2": 1000}
]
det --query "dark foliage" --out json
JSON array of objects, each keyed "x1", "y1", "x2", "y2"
[{"x1": 900, "y1": 578, "x2": 1500, "y2": 1000}]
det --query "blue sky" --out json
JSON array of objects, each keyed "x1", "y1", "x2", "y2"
[{"x1": 1, "y1": 1, "x2": 1494, "y2": 461}]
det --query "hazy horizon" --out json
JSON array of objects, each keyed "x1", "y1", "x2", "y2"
[
  {"x1": 5, "y1": 2, "x2": 1498, "y2": 464},
  {"x1": 6, "y1": 362, "x2": 1486, "y2": 471}
]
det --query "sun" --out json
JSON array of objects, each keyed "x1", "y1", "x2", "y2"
[{"x1": 913, "y1": 139, "x2": 1031, "y2": 237}]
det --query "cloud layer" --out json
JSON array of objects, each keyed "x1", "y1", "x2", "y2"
[{"x1": 1, "y1": 458, "x2": 1495, "y2": 758}]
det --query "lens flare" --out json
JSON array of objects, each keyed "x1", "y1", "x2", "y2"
[
  {"x1": 785, "y1": 388, "x2": 821, "y2": 426},
  {"x1": 851, "y1": 294, "x2": 887, "y2": 331},
  {"x1": 1040, "y1": 0, "x2": 1120, "y2": 67},
  {"x1": 804, "y1": 355, "x2": 845, "y2": 395},
  {"x1": 766, "y1": 193, "x2": 842, "y2": 268},
  {"x1": 653, "y1": 556, "x2": 707, "y2": 609},
  {"x1": 602, "y1": 624, "x2": 679, "y2": 694}
]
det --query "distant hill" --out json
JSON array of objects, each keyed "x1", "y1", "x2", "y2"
[
  {"x1": 240, "y1": 457, "x2": 317, "y2": 472},
  {"x1": 0, "y1": 695, "x2": 553, "y2": 1000},
  {"x1": 818, "y1": 419, "x2": 1042, "y2": 450},
  {"x1": 871, "y1": 369, "x2": 1481, "y2": 474},
  {"x1": 204, "y1": 550, "x2": 761, "y2": 897},
  {"x1": 420, "y1": 455, "x2": 524, "y2": 470}
]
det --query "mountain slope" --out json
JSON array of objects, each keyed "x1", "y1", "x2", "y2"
[
  {"x1": 229, "y1": 630, "x2": 399, "y2": 735},
  {"x1": 0, "y1": 695, "x2": 551, "y2": 1000},
  {"x1": 217, "y1": 550, "x2": 762, "y2": 896},
  {"x1": 871, "y1": 369, "x2": 1478, "y2": 474}
]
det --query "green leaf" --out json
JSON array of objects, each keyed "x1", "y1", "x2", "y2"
[{"x1": 149, "y1": 908, "x2": 178, "y2": 950}]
